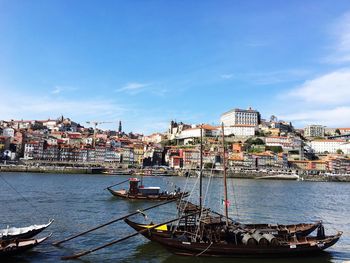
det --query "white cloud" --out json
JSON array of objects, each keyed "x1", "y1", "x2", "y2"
[
  {"x1": 117, "y1": 82, "x2": 149, "y2": 95},
  {"x1": 325, "y1": 12, "x2": 350, "y2": 63},
  {"x1": 52, "y1": 86, "x2": 62, "y2": 94},
  {"x1": 280, "y1": 106, "x2": 350, "y2": 128},
  {"x1": 240, "y1": 69, "x2": 312, "y2": 85},
  {"x1": 0, "y1": 89, "x2": 127, "y2": 125},
  {"x1": 287, "y1": 69, "x2": 350, "y2": 104},
  {"x1": 220, "y1": 74, "x2": 234, "y2": 79},
  {"x1": 51, "y1": 85, "x2": 78, "y2": 95}
]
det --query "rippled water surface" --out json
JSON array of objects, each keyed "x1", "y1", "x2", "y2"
[{"x1": 0, "y1": 172, "x2": 349, "y2": 262}]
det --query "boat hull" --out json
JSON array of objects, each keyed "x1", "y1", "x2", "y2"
[
  {"x1": 0, "y1": 235, "x2": 51, "y2": 257},
  {"x1": 124, "y1": 218, "x2": 341, "y2": 257},
  {"x1": 152, "y1": 234, "x2": 341, "y2": 257},
  {"x1": 107, "y1": 188, "x2": 189, "y2": 201}
]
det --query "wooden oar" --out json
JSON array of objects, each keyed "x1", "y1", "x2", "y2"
[
  {"x1": 61, "y1": 211, "x2": 199, "y2": 260},
  {"x1": 104, "y1": 179, "x2": 130, "y2": 190},
  {"x1": 52, "y1": 198, "x2": 178, "y2": 246}
]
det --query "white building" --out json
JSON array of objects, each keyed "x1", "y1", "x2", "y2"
[
  {"x1": 339, "y1": 143, "x2": 350, "y2": 155},
  {"x1": 265, "y1": 136, "x2": 302, "y2": 150},
  {"x1": 309, "y1": 140, "x2": 346, "y2": 154},
  {"x1": 176, "y1": 125, "x2": 218, "y2": 140},
  {"x1": 220, "y1": 108, "x2": 260, "y2": 127},
  {"x1": 220, "y1": 125, "x2": 256, "y2": 137},
  {"x1": 42, "y1": 120, "x2": 58, "y2": 131},
  {"x1": 338, "y1": 128, "x2": 350, "y2": 135},
  {"x1": 304, "y1": 125, "x2": 325, "y2": 137},
  {"x1": 24, "y1": 141, "x2": 40, "y2": 160},
  {"x1": 2, "y1": 128, "x2": 15, "y2": 137},
  {"x1": 142, "y1": 133, "x2": 165, "y2": 144}
]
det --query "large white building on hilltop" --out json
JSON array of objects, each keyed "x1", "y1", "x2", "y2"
[
  {"x1": 220, "y1": 108, "x2": 260, "y2": 127},
  {"x1": 304, "y1": 125, "x2": 325, "y2": 137},
  {"x1": 309, "y1": 139, "x2": 346, "y2": 154},
  {"x1": 221, "y1": 125, "x2": 256, "y2": 137}
]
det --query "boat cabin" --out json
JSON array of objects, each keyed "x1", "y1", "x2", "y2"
[
  {"x1": 128, "y1": 178, "x2": 160, "y2": 195},
  {"x1": 138, "y1": 187, "x2": 161, "y2": 195}
]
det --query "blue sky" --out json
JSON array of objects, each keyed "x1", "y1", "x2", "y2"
[{"x1": 1, "y1": 1, "x2": 350, "y2": 134}]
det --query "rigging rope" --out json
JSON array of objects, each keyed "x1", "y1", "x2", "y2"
[
  {"x1": 173, "y1": 172, "x2": 200, "y2": 233},
  {"x1": 230, "y1": 176, "x2": 240, "y2": 221},
  {"x1": 0, "y1": 174, "x2": 43, "y2": 221}
]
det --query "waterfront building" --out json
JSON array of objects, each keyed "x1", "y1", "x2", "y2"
[
  {"x1": 169, "y1": 155, "x2": 183, "y2": 169},
  {"x1": 95, "y1": 146, "x2": 107, "y2": 163},
  {"x1": 0, "y1": 136, "x2": 6, "y2": 152},
  {"x1": 182, "y1": 149, "x2": 200, "y2": 169},
  {"x1": 304, "y1": 125, "x2": 325, "y2": 137},
  {"x1": 132, "y1": 144, "x2": 144, "y2": 165},
  {"x1": 24, "y1": 141, "x2": 40, "y2": 160},
  {"x1": 309, "y1": 139, "x2": 346, "y2": 154},
  {"x1": 2, "y1": 127, "x2": 15, "y2": 138},
  {"x1": 289, "y1": 160, "x2": 327, "y2": 171},
  {"x1": 105, "y1": 148, "x2": 121, "y2": 163},
  {"x1": 220, "y1": 107, "x2": 260, "y2": 127},
  {"x1": 327, "y1": 156, "x2": 350, "y2": 173}
]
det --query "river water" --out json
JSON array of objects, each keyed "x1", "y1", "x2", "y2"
[{"x1": 0, "y1": 172, "x2": 349, "y2": 263}]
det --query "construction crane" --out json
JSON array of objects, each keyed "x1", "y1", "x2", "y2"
[{"x1": 86, "y1": 121, "x2": 112, "y2": 148}]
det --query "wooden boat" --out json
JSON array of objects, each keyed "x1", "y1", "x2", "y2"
[
  {"x1": 0, "y1": 234, "x2": 51, "y2": 257},
  {"x1": 126, "y1": 221, "x2": 342, "y2": 257},
  {"x1": 102, "y1": 169, "x2": 134, "y2": 175},
  {"x1": 0, "y1": 219, "x2": 54, "y2": 241},
  {"x1": 107, "y1": 178, "x2": 189, "y2": 201}
]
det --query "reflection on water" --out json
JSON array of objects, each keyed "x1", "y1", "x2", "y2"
[{"x1": 0, "y1": 173, "x2": 349, "y2": 262}]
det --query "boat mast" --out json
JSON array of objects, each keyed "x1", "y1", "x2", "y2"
[
  {"x1": 199, "y1": 125, "x2": 203, "y2": 215},
  {"x1": 221, "y1": 122, "x2": 229, "y2": 226}
]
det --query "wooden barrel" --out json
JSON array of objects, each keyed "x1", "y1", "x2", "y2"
[
  {"x1": 251, "y1": 232, "x2": 269, "y2": 246},
  {"x1": 242, "y1": 233, "x2": 258, "y2": 246},
  {"x1": 262, "y1": 233, "x2": 279, "y2": 246}
]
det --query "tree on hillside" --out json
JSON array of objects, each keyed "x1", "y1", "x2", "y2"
[{"x1": 336, "y1": 149, "x2": 344, "y2": 154}]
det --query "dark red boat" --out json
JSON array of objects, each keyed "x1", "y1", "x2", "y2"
[
  {"x1": 125, "y1": 217, "x2": 342, "y2": 257},
  {"x1": 107, "y1": 178, "x2": 189, "y2": 201}
]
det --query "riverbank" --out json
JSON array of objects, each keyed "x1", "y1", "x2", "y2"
[
  {"x1": 181, "y1": 169, "x2": 350, "y2": 182},
  {"x1": 0, "y1": 164, "x2": 103, "y2": 174},
  {"x1": 1, "y1": 164, "x2": 350, "y2": 182}
]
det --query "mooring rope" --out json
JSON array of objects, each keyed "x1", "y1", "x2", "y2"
[
  {"x1": 195, "y1": 241, "x2": 213, "y2": 257},
  {"x1": 0, "y1": 174, "x2": 42, "y2": 218}
]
